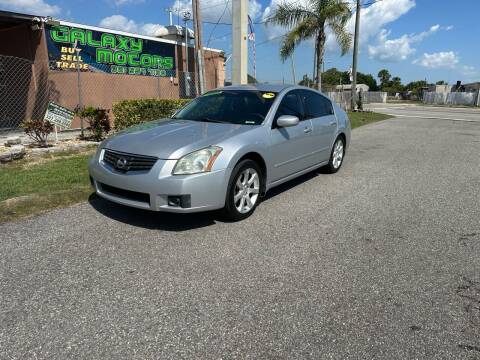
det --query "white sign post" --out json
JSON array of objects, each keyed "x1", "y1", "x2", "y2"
[{"x1": 44, "y1": 103, "x2": 75, "y2": 143}]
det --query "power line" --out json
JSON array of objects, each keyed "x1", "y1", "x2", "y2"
[
  {"x1": 255, "y1": 32, "x2": 289, "y2": 47},
  {"x1": 200, "y1": 0, "x2": 231, "y2": 11},
  {"x1": 202, "y1": 19, "x2": 267, "y2": 26},
  {"x1": 205, "y1": 0, "x2": 230, "y2": 48}
]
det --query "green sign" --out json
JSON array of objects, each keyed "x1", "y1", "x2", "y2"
[
  {"x1": 46, "y1": 24, "x2": 176, "y2": 77},
  {"x1": 44, "y1": 103, "x2": 75, "y2": 129}
]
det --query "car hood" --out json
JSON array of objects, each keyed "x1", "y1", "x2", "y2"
[{"x1": 104, "y1": 119, "x2": 256, "y2": 159}]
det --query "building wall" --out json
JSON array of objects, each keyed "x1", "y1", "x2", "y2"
[
  {"x1": 47, "y1": 44, "x2": 224, "y2": 128},
  {"x1": 0, "y1": 20, "x2": 225, "y2": 130},
  {"x1": 0, "y1": 22, "x2": 50, "y2": 129}
]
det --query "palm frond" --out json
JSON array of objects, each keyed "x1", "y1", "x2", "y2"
[
  {"x1": 328, "y1": 22, "x2": 352, "y2": 55},
  {"x1": 321, "y1": 0, "x2": 351, "y2": 23},
  {"x1": 279, "y1": 19, "x2": 318, "y2": 61},
  {"x1": 267, "y1": 2, "x2": 319, "y2": 28}
]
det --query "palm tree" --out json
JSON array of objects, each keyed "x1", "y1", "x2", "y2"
[{"x1": 268, "y1": 0, "x2": 352, "y2": 91}]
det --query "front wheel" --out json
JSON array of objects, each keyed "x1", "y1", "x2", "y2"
[
  {"x1": 323, "y1": 136, "x2": 345, "y2": 174},
  {"x1": 221, "y1": 160, "x2": 262, "y2": 221}
]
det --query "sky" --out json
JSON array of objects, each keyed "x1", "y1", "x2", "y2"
[{"x1": 1, "y1": 0, "x2": 479, "y2": 85}]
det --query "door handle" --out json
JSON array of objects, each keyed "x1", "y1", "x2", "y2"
[{"x1": 304, "y1": 127, "x2": 312, "y2": 133}]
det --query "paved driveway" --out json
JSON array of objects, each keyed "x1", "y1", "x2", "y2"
[
  {"x1": 367, "y1": 102, "x2": 480, "y2": 123},
  {"x1": 1, "y1": 110, "x2": 479, "y2": 359}
]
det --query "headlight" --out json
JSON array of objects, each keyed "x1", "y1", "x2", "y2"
[{"x1": 172, "y1": 146, "x2": 222, "y2": 175}]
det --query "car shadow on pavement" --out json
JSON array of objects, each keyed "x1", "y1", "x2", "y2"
[
  {"x1": 88, "y1": 194, "x2": 217, "y2": 232},
  {"x1": 262, "y1": 168, "x2": 324, "y2": 202},
  {"x1": 88, "y1": 168, "x2": 329, "y2": 231}
]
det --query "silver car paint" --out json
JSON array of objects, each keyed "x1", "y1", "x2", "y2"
[{"x1": 88, "y1": 84, "x2": 351, "y2": 212}]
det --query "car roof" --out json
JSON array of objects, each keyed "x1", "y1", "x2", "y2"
[{"x1": 219, "y1": 83, "x2": 297, "y2": 93}]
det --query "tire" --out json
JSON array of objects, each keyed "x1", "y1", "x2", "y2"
[
  {"x1": 221, "y1": 159, "x2": 263, "y2": 221},
  {"x1": 323, "y1": 136, "x2": 345, "y2": 174}
]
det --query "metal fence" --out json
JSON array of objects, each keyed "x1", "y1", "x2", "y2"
[
  {"x1": 0, "y1": 55, "x2": 48, "y2": 132},
  {"x1": 423, "y1": 91, "x2": 480, "y2": 106},
  {"x1": 0, "y1": 54, "x2": 199, "y2": 133},
  {"x1": 325, "y1": 91, "x2": 387, "y2": 110}
]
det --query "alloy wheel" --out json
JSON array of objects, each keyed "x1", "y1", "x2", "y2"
[
  {"x1": 234, "y1": 168, "x2": 260, "y2": 214},
  {"x1": 332, "y1": 139, "x2": 344, "y2": 169}
]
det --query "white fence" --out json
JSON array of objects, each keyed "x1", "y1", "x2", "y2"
[
  {"x1": 326, "y1": 91, "x2": 387, "y2": 110},
  {"x1": 423, "y1": 91, "x2": 480, "y2": 106}
]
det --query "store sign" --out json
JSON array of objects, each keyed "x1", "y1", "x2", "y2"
[
  {"x1": 46, "y1": 24, "x2": 175, "y2": 77},
  {"x1": 44, "y1": 102, "x2": 74, "y2": 129}
]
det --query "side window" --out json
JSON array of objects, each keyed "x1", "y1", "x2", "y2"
[
  {"x1": 274, "y1": 91, "x2": 304, "y2": 123},
  {"x1": 302, "y1": 91, "x2": 334, "y2": 118}
]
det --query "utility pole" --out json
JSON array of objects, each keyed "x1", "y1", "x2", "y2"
[
  {"x1": 192, "y1": 0, "x2": 206, "y2": 94},
  {"x1": 183, "y1": 11, "x2": 191, "y2": 97},
  {"x1": 165, "y1": 8, "x2": 173, "y2": 25},
  {"x1": 73, "y1": 40, "x2": 84, "y2": 138},
  {"x1": 232, "y1": 0, "x2": 248, "y2": 85},
  {"x1": 350, "y1": 0, "x2": 361, "y2": 111}
]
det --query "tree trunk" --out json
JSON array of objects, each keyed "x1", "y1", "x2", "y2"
[{"x1": 315, "y1": 28, "x2": 326, "y2": 91}]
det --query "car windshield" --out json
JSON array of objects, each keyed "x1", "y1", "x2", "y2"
[{"x1": 172, "y1": 90, "x2": 278, "y2": 125}]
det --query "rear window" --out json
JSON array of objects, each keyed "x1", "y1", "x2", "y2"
[{"x1": 301, "y1": 90, "x2": 334, "y2": 118}]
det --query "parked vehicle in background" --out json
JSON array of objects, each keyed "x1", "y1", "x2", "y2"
[{"x1": 88, "y1": 84, "x2": 351, "y2": 221}]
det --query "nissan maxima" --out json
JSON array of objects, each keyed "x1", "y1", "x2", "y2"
[{"x1": 88, "y1": 84, "x2": 351, "y2": 221}]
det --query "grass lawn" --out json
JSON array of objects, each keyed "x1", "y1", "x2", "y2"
[
  {"x1": 0, "y1": 111, "x2": 394, "y2": 223},
  {"x1": 0, "y1": 150, "x2": 95, "y2": 223},
  {"x1": 348, "y1": 111, "x2": 393, "y2": 129}
]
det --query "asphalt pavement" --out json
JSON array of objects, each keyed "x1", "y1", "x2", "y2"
[{"x1": 1, "y1": 106, "x2": 480, "y2": 359}]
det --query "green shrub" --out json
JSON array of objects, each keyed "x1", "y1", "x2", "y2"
[
  {"x1": 77, "y1": 107, "x2": 111, "y2": 141},
  {"x1": 112, "y1": 98, "x2": 191, "y2": 130},
  {"x1": 21, "y1": 119, "x2": 54, "y2": 147}
]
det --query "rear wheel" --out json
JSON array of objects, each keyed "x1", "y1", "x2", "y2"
[
  {"x1": 323, "y1": 136, "x2": 345, "y2": 174},
  {"x1": 221, "y1": 160, "x2": 262, "y2": 221}
]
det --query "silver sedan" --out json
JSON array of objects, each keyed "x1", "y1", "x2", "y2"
[{"x1": 88, "y1": 84, "x2": 351, "y2": 220}]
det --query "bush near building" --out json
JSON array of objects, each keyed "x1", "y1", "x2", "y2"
[
  {"x1": 112, "y1": 99, "x2": 190, "y2": 130},
  {"x1": 21, "y1": 119, "x2": 54, "y2": 147},
  {"x1": 77, "y1": 107, "x2": 111, "y2": 141}
]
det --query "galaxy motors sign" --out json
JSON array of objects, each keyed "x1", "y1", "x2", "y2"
[{"x1": 46, "y1": 24, "x2": 175, "y2": 77}]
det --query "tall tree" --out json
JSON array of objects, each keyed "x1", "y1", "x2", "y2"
[
  {"x1": 357, "y1": 72, "x2": 378, "y2": 91},
  {"x1": 406, "y1": 80, "x2": 429, "y2": 97},
  {"x1": 377, "y1": 69, "x2": 391, "y2": 88},
  {"x1": 268, "y1": 0, "x2": 352, "y2": 90},
  {"x1": 321, "y1": 67, "x2": 349, "y2": 86},
  {"x1": 298, "y1": 74, "x2": 315, "y2": 87}
]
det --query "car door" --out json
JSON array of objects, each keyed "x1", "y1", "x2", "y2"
[
  {"x1": 300, "y1": 90, "x2": 337, "y2": 162},
  {"x1": 269, "y1": 90, "x2": 318, "y2": 182}
]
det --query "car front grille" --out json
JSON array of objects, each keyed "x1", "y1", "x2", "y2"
[
  {"x1": 99, "y1": 182, "x2": 150, "y2": 205},
  {"x1": 103, "y1": 149, "x2": 157, "y2": 172}
]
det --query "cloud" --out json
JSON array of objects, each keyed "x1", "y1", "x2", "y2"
[
  {"x1": 368, "y1": 24, "x2": 449, "y2": 62},
  {"x1": 262, "y1": 0, "x2": 309, "y2": 40},
  {"x1": 260, "y1": 0, "x2": 416, "y2": 50},
  {"x1": 346, "y1": 0, "x2": 416, "y2": 45},
  {"x1": 412, "y1": 51, "x2": 459, "y2": 69},
  {"x1": 112, "y1": 0, "x2": 144, "y2": 5},
  {"x1": 0, "y1": 0, "x2": 60, "y2": 15},
  {"x1": 171, "y1": 0, "x2": 262, "y2": 23},
  {"x1": 99, "y1": 15, "x2": 167, "y2": 36},
  {"x1": 460, "y1": 65, "x2": 477, "y2": 77},
  {"x1": 111, "y1": 0, "x2": 144, "y2": 5}
]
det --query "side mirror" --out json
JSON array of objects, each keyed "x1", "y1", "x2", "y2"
[{"x1": 277, "y1": 115, "x2": 299, "y2": 128}]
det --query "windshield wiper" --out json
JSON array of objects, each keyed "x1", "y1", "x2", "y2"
[{"x1": 198, "y1": 117, "x2": 227, "y2": 123}]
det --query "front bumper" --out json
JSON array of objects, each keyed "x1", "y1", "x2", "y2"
[{"x1": 88, "y1": 153, "x2": 231, "y2": 213}]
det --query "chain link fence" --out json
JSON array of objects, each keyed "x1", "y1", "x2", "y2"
[
  {"x1": 0, "y1": 54, "x2": 200, "y2": 133},
  {"x1": 0, "y1": 55, "x2": 49, "y2": 132}
]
